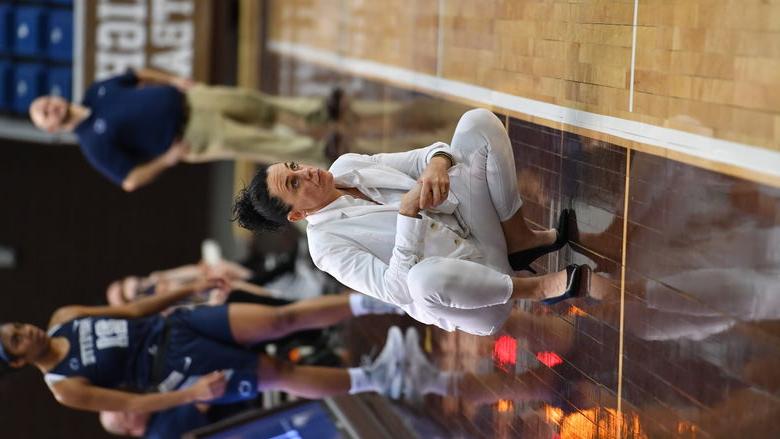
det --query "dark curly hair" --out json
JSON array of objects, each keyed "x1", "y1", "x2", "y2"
[{"x1": 232, "y1": 166, "x2": 292, "y2": 232}]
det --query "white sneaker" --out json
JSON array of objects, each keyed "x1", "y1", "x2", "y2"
[
  {"x1": 403, "y1": 327, "x2": 442, "y2": 402},
  {"x1": 364, "y1": 326, "x2": 405, "y2": 399}
]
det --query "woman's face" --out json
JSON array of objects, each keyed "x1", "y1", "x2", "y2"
[
  {"x1": 29, "y1": 96, "x2": 71, "y2": 133},
  {"x1": 0, "y1": 322, "x2": 49, "y2": 365},
  {"x1": 266, "y1": 161, "x2": 337, "y2": 220}
]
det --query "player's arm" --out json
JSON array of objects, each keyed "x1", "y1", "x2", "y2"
[
  {"x1": 51, "y1": 373, "x2": 226, "y2": 413},
  {"x1": 48, "y1": 278, "x2": 227, "y2": 328},
  {"x1": 121, "y1": 140, "x2": 190, "y2": 192}
]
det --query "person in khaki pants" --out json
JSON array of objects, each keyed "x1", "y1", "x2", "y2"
[
  {"x1": 29, "y1": 67, "x2": 466, "y2": 191},
  {"x1": 29, "y1": 68, "x2": 337, "y2": 191}
]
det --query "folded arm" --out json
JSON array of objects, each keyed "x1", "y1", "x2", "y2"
[
  {"x1": 366, "y1": 143, "x2": 454, "y2": 210},
  {"x1": 311, "y1": 215, "x2": 429, "y2": 306},
  {"x1": 364, "y1": 141, "x2": 451, "y2": 179}
]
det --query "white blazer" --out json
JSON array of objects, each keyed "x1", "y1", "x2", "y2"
[{"x1": 306, "y1": 143, "x2": 482, "y2": 329}]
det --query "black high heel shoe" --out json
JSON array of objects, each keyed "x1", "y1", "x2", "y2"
[
  {"x1": 508, "y1": 209, "x2": 573, "y2": 273},
  {"x1": 542, "y1": 264, "x2": 592, "y2": 305}
]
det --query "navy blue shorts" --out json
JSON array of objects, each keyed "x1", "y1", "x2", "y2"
[{"x1": 158, "y1": 305, "x2": 259, "y2": 404}]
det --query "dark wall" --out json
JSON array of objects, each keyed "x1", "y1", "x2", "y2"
[{"x1": 0, "y1": 140, "x2": 212, "y2": 438}]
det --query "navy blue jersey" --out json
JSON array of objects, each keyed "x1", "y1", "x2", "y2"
[
  {"x1": 74, "y1": 70, "x2": 185, "y2": 185},
  {"x1": 44, "y1": 315, "x2": 164, "y2": 390},
  {"x1": 44, "y1": 307, "x2": 259, "y2": 405},
  {"x1": 144, "y1": 404, "x2": 209, "y2": 439}
]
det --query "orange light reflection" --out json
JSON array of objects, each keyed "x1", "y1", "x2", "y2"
[
  {"x1": 542, "y1": 406, "x2": 648, "y2": 439},
  {"x1": 497, "y1": 399, "x2": 514, "y2": 413}
]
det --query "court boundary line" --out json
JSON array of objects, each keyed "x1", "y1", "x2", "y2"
[
  {"x1": 628, "y1": 0, "x2": 639, "y2": 112},
  {"x1": 436, "y1": 0, "x2": 445, "y2": 78},
  {"x1": 616, "y1": 149, "x2": 631, "y2": 436}
]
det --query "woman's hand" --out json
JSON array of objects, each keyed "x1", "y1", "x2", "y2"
[
  {"x1": 189, "y1": 371, "x2": 227, "y2": 402},
  {"x1": 400, "y1": 183, "x2": 422, "y2": 218},
  {"x1": 418, "y1": 155, "x2": 451, "y2": 209}
]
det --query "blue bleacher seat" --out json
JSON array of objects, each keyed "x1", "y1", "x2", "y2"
[
  {"x1": 0, "y1": 4, "x2": 12, "y2": 54},
  {"x1": 47, "y1": 66, "x2": 72, "y2": 101},
  {"x1": 47, "y1": 9, "x2": 73, "y2": 61},
  {"x1": 13, "y1": 6, "x2": 46, "y2": 57},
  {"x1": 0, "y1": 61, "x2": 11, "y2": 111},
  {"x1": 12, "y1": 63, "x2": 44, "y2": 114}
]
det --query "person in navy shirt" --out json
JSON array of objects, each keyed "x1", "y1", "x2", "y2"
[
  {"x1": 0, "y1": 277, "x2": 407, "y2": 417},
  {"x1": 29, "y1": 68, "x2": 194, "y2": 191},
  {"x1": 73, "y1": 70, "x2": 188, "y2": 188}
]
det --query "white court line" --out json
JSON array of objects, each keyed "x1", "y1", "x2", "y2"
[
  {"x1": 436, "y1": 0, "x2": 446, "y2": 78},
  {"x1": 629, "y1": 0, "x2": 639, "y2": 112},
  {"x1": 268, "y1": 40, "x2": 780, "y2": 183},
  {"x1": 619, "y1": 2, "x2": 639, "y2": 424}
]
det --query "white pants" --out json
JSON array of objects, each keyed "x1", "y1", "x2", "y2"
[
  {"x1": 406, "y1": 109, "x2": 523, "y2": 335},
  {"x1": 626, "y1": 268, "x2": 780, "y2": 341},
  {"x1": 646, "y1": 268, "x2": 780, "y2": 321}
]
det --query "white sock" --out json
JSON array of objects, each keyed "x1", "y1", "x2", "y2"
[
  {"x1": 347, "y1": 367, "x2": 376, "y2": 394},
  {"x1": 349, "y1": 293, "x2": 402, "y2": 316}
]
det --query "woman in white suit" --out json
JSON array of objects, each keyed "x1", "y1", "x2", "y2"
[{"x1": 234, "y1": 109, "x2": 592, "y2": 335}]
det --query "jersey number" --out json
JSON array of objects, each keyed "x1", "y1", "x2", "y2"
[{"x1": 95, "y1": 319, "x2": 129, "y2": 349}]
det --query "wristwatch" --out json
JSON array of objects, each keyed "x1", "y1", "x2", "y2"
[{"x1": 431, "y1": 151, "x2": 454, "y2": 167}]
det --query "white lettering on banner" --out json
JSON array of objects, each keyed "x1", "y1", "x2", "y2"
[
  {"x1": 152, "y1": 0, "x2": 194, "y2": 21},
  {"x1": 152, "y1": 22, "x2": 192, "y2": 47},
  {"x1": 96, "y1": 51, "x2": 145, "y2": 78},
  {"x1": 97, "y1": 22, "x2": 146, "y2": 52},
  {"x1": 98, "y1": 1, "x2": 148, "y2": 21},
  {"x1": 95, "y1": 0, "x2": 147, "y2": 79},
  {"x1": 151, "y1": 44, "x2": 192, "y2": 77},
  {"x1": 93, "y1": 0, "x2": 195, "y2": 81},
  {"x1": 150, "y1": 0, "x2": 194, "y2": 77},
  {"x1": 151, "y1": 20, "x2": 193, "y2": 77}
]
